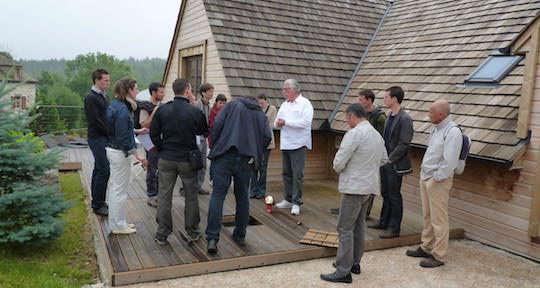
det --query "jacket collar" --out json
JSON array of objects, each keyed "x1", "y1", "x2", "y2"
[{"x1": 389, "y1": 107, "x2": 404, "y2": 136}]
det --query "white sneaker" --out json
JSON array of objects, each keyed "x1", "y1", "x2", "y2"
[
  {"x1": 128, "y1": 223, "x2": 135, "y2": 229},
  {"x1": 112, "y1": 227, "x2": 137, "y2": 235},
  {"x1": 291, "y1": 205, "x2": 300, "y2": 215},
  {"x1": 276, "y1": 200, "x2": 293, "y2": 209}
]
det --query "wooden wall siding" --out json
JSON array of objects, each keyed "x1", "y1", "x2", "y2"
[
  {"x1": 398, "y1": 150, "x2": 540, "y2": 261},
  {"x1": 330, "y1": 0, "x2": 540, "y2": 162},
  {"x1": 202, "y1": 0, "x2": 388, "y2": 128},
  {"x1": 267, "y1": 131, "x2": 336, "y2": 182},
  {"x1": 163, "y1": 0, "x2": 231, "y2": 103}
]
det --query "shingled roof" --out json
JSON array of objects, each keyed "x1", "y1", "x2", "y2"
[
  {"x1": 203, "y1": 0, "x2": 389, "y2": 128},
  {"x1": 330, "y1": 0, "x2": 540, "y2": 164}
]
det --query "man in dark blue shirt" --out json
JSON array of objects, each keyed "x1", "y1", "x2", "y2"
[{"x1": 83, "y1": 68, "x2": 110, "y2": 216}]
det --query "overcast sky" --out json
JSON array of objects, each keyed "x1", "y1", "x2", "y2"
[{"x1": 0, "y1": 0, "x2": 180, "y2": 60}]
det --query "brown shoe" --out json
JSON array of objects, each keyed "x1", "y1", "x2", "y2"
[
  {"x1": 379, "y1": 230, "x2": 399, "y2": 239},
  {"x1": 406, "y1": 247, "x2": 431, "y2": 258},
  {"x1": 147, "y1": 199, "x2": 158, "y2": 208},
  {"x1": 420, "y1": 256, "x2": 444, "y2": 268},
  {"x1": 199, "y1": 188, "x2": 210, "y2": 195}
]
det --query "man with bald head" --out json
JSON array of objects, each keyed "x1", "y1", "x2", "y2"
[{"x1": 406, "y1": 99, "x2": 463, "y2": 268}]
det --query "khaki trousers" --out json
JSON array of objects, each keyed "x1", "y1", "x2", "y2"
[{"x1": 419, "y1": 177, "x2": 453, "y2": 261}]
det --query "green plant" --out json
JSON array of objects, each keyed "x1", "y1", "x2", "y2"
[{"x1": 0, "y1": 67, "x2": 68, "y2": 245}]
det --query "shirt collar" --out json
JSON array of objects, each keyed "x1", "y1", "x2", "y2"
[
  {"x1": 434, "y1": 115, "x2": 452, "y2": 129},
  {"x1": 92, "y1": 86, "x2": 105, "y2": 96},
  {"x1": 287, "y1": 94, "x2": 302, "y2": 103}
]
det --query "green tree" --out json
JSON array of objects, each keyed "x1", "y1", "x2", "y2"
[
  {"x1": 29, "y1": 92, "x2": 66, "y2": 134},
  {"x1": 0, "y1": 67, "x2": 68, "y2": 246},
  {"x1": 47, "y1": 85, "x2": 83, "y2": 129},
  {"x1": 65, "y1": 52, "x2": 134, "y2": 99}
]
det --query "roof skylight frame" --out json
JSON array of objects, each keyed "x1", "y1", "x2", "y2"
[{"x1": 464, "y1": 50, "x2": 523, "y2": 84}]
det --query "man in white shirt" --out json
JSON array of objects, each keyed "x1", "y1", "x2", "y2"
[
  {"x1": 406, "y1": 99, "x2": 462, "y2": 268},
  {"x1": 320, "y1": 103, "x2": 388, "y2": 284},
  {"x1": 274, "y1": 79, "x2": 314, "y2": 215}
]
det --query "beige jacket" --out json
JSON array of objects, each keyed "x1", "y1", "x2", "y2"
[
  {"x1": 333, "y1": 121, "x2": 388, "y2": 195},
  {"x1": 265, "y1": 105, "x2": 277, "y2": 149}
]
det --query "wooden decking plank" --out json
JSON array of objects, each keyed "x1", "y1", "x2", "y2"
[
  {"x1": 125, "y1": 200, "x2": 158, "y2": 269},
  {"x1": 115, "y1": 233, "x2": 144, "y2": 271},
  {"x1": 100, "y1": 219, "x2": 129, "y2": 273}
]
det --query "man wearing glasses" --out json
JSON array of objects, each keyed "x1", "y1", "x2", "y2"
[{"x1": 274, "y1": 79, "x2": 314, "y2": 216}]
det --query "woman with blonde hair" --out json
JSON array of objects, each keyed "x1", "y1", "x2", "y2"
[{"x1": 106, "y1": 77, "x2": 148, "y2": 234}]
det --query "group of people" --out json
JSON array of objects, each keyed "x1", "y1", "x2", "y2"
[
  {"x1": 83, "y1": 69, "x2": 313, "y2": 253},
  {"x1": 84, "y1": 68, "x2": 463, "y2": 284},
  {"x1": 321, "y1": 89, "x2": 464, "y2": 284}
]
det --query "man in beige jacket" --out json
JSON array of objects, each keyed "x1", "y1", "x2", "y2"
[
  {"x1": 321, "y1": 103, "x2": 388, "y2": 284},
  {"x1": 249, "y1": 92, "x2": 277, "y2": 199}
]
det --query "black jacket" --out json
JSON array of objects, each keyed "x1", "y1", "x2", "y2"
[
  {"x1": 208, "y1": 97, "x2": 272, "y2": 170},
  {"x1": 84, "y1": 89, "x2": 109, "y2": 139},
  {"x1": 150, "y1": 97, "x2": 208, "y2": 162},
  {"x1": 384, "y1": 108, "x2": 414, "y2": 174}
]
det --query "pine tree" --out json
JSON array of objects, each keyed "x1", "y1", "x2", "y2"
[{"x1": 0, "y1": 67, "x2": 68, "y2": 245}]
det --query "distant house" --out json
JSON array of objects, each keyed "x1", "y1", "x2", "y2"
[
  {"x1": 163, "y1": 0, "x2": 540, "y2": 260},
  {"x1": 0, "y1": 54, "x2": 38, "y2": 109}
]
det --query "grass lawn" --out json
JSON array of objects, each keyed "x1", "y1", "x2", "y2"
[{"x1": 0, "y1": 172, "x2": 99, "y2": 288}]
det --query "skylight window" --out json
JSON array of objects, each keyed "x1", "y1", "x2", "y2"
[{"x1": 465, "y1": 53, "x2": 522, "y2": 84}]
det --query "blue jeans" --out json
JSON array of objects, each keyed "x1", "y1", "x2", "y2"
[
  {"x1": 88, "y1": 136, "x2": 110, "y2": 209},
  {"x1": 206, "y1": 149, "x2": 253, "y2": 242},
  {"x1": 378, "y1": 163, "x2": 403, "y2": 233},
  {"x1": 249, "y1": 149, "x2": 271, "y2": 197}
]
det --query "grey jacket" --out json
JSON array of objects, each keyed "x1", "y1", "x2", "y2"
[{"x1": 384, "y1": 108, "x2": 414, "y2": 174}]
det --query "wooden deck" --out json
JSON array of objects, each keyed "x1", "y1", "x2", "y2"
[{"x1": 64, "y1": 148, "x2": 463, "y2": 286}]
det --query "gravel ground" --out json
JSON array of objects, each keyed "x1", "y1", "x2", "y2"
[{"x1": 116, "y1": 239, "x2": 540, "y2": 288}]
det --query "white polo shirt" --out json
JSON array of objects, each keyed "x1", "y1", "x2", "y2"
[{"x1": 275, "y1": 94, "x2": 314, "y2": 150}]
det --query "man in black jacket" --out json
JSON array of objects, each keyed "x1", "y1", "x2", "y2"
[
  {"x1": 369, "y1": 86, "x2": 413, "y2": 239},
  {"x1": 205, "y1": 96, "x2": 272, "y2": 253},
  {"x1": 84, "y1": 68, "x2": 110, "y2": 216},
  {"x1": 150, "y1": 78, "x2": 208, "y2": 245}
]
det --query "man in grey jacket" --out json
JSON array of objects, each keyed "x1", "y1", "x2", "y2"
[
  {"x1": 369, "y1": 86, "x2": 413, "y2": 239},
  {"x1": 406, "y1": 100, "x2": 462, "y2": 268},
  {"x1": 320, "y1": 104, "x2": 388, "y2": 284}
]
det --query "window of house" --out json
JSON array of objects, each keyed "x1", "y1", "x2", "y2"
[
  {"x1": 11, "y1": 95, "x2": 26, "y2": 109},
  {"x1": 465, "y1": 54, "x2": 522, "y2": 84},
  {"x1": 184, "y1": 55, "x2": 203, "y2": 95},
  {"x1": 178, "y1": 41, "x2": 206, "y2": 95}
]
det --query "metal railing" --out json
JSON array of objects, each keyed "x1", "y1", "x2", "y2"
[{"x1": 32, "y1": 105, "x2": 87, "y2": 136}]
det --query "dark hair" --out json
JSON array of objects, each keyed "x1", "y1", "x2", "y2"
[
  {"x1": 216, "y1": 94, "x2": 227, "y2": 102},
  {"x1": 92, "y1": 68, "x2": 109, "y2": 84},
  {"x1": 386, "y1": 86, "x2": 404, "y2": 104},
  {"x1": 256, "y1": 92, "x2": 267, "y2": 100},
  {"x1": 346, "y1": 103, "x2": 367, "y2": 119},
  {"x1": 172, "y1": 78, "x2": 190, "y2": 96},
  {"x1": 149, "y1": 82, "x2": 164, "y2": 95},
  {"x1": 358, "y1": 89, "x2": 375, "y2": 103},
  {"x1": 113, "y1": 77, "x2": 137, "y2": 101},
  {"x1": 199, "y1": 83, "x2": 214, "y2": 95}
]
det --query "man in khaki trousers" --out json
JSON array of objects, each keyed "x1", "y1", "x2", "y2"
[{"x1": 406, "y1": 100, "x2": 463, "y2": 268}]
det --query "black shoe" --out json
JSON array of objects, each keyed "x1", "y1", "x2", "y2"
[
  {"x1": 368, "y1": 222, "x2": 387, "y2": 229},
  {"x1": 187, "y1": 232, "x2": 201, "y2": 243},
  {"x1": 154, "y1": 235, "x2": 168, "y2": 245},
  {"x1": 249, "y1": 194, "x2": 256, "y2": 198},
  {"x1": 333, "y1": 262, "x2": 361, "y2": 274},
  {"x1": 232, "y1": 237, "x2": 246, "y2": 246},
  {"x1": 93, "y1": 206, "x2": 108, "y2": 216},
  {"x1": 320, "y1": 272, "x2": 352, "y2": 284},
  {"x1": 420, "y1": 256, "x2": 445, "y2": 268},
  {"x1": 406, "y1": 247, "x2": 431, "y2": 258},
  {"x1": 379, "y1": 229, "x2": 400, "y2": 239},
  {"x1": 207, "y1": 239, "x2": 218, "y2": 254},
  {"x1": 255, "y1": 195, "x2": 264, "y2": 199},
  {"x1": 330, "y1": 207, "x2": 340, "y2": 215}
]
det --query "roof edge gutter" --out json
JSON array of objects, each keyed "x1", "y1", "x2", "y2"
[{"x1": 325, "y1": 0, "x2": 393, "y2": 127}]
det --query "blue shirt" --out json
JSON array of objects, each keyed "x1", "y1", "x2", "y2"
[{"x1": 384, "y1": 114, "x2": 395, "y2": 153}]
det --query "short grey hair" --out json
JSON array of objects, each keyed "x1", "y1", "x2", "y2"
[
  {"x1": 346, "y1": 103, "x2": 367, "y2": 119},
  {"x1": 283, "y1": 79, "x2": 300, "y2": 92}
]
